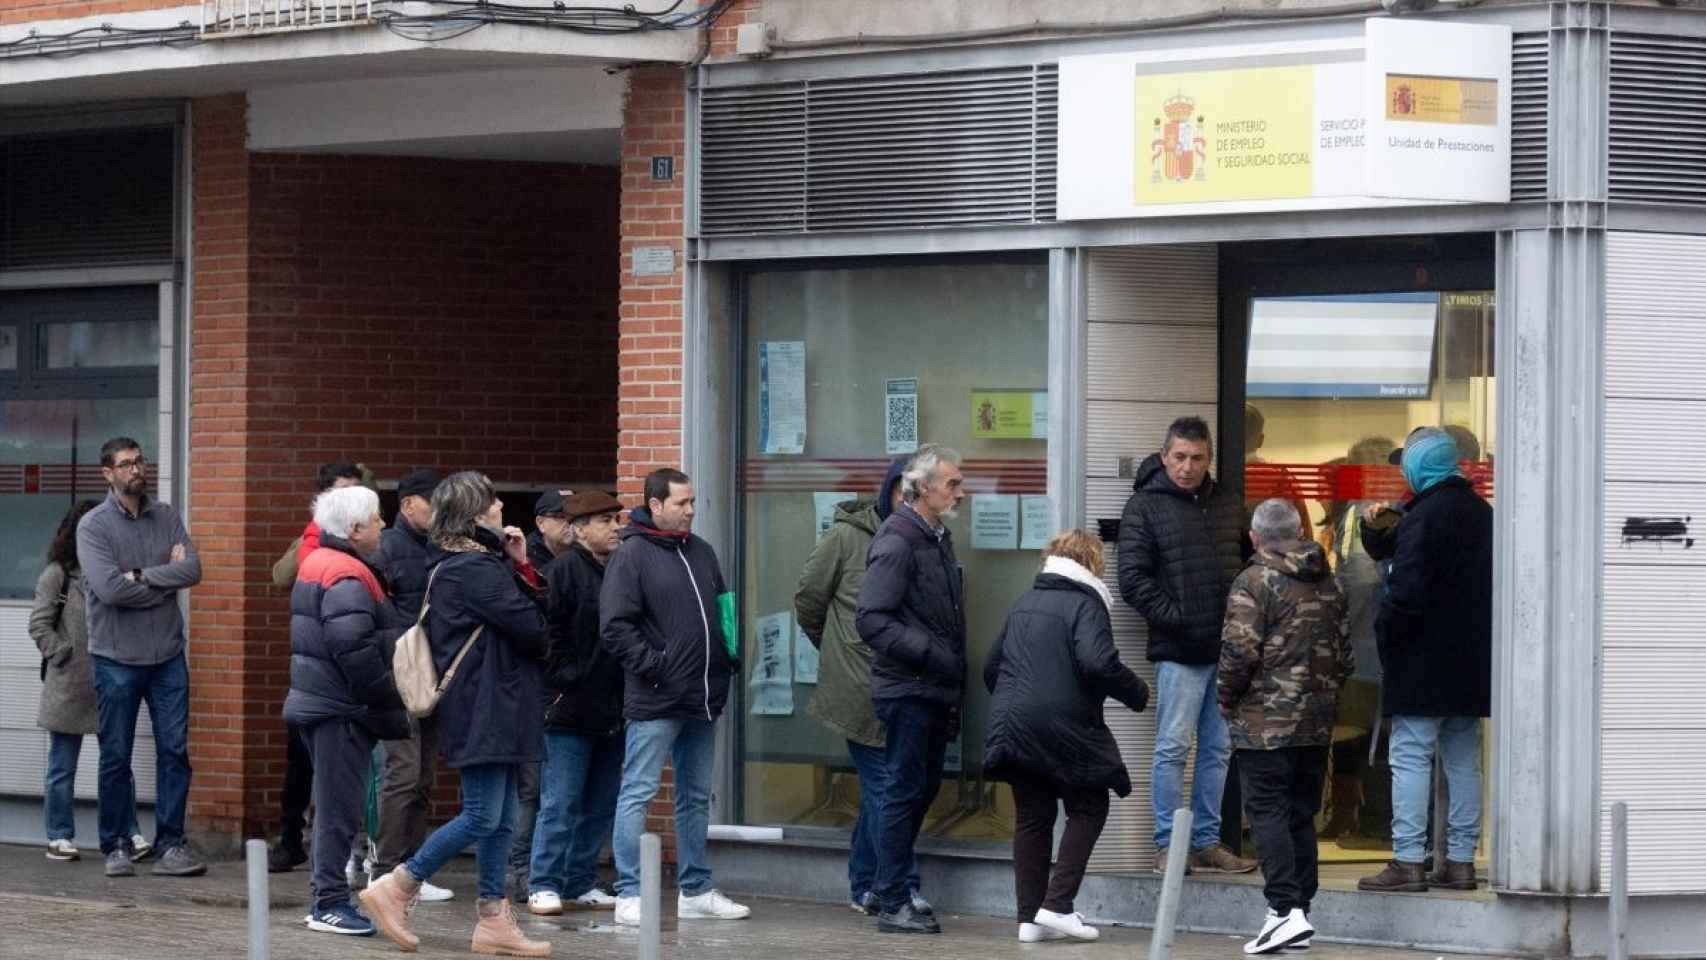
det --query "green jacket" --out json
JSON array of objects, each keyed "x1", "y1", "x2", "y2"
[{"x1": 794, "y1": 498, "x2": 884, "y2": 747}]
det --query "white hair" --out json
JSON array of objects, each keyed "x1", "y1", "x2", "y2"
[
  {"x1": 901, "y1": 444, "x2": 962, "y2": 503},
  {"x1": 1251, "y1": 498, "x2": 1302, "y2": 545},
  {"x1": 314, "y1": 485, "x2": 381, "y2": 540}
]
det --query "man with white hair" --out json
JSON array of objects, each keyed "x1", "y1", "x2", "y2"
[
  {"x1": 1217, "y1": 499, "x2": 1351, "y2": 953},
  {"x1": 854, "y1": 443, "x2": 968, "y2": 935},
  {"x1": 284, "y1": 485, "x2": 410, "y2": 937}
]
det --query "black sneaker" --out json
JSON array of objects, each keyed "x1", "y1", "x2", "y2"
[
  {"x1": 151, "y1": 843, "x2": 207, "y2": 877},
  {"x1": 307, "y1": 902, "x2": 376, "y2": 937},
  {"x1": 268, "y1": 843, "x2": 308, "y2": 873},
  {"x1": 877, "y1": 902, "x2": 941, "y2": 935},
  {"x1": 105, "y1": 848, "x2": 136, "y2": 878}
]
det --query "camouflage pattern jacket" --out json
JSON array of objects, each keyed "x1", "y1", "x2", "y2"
[{"x1": 1215, "y1": 539, "x2": 1352, "y2": 751}]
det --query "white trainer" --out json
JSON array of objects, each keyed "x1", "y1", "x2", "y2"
[
  {"x1": 677, "y1": 889, "x2": 751, "y2": 920},
  {"x1": 130, "y1": 834, "x2": 153, "y2": 861},
  {"x1": 1017, "y1": 922, "x2": 1067, "y2": 942},
  {"x1": 1245, "y1": 908, "x2": 1314, "y2": 955},
  {"x1": 528, "y1": 890, "x2": 563, "y2": 915},
  {"x1": 613, "y1": 896, "x2": 642, "y2": 926},
  {"x1": 571, "y1": 887, "x2": 618, "y2": 910},
  {"x1": 46, "y1": 839, "x2": 80, "y2": 861},
  {"x1": 1034, "y1": 908, "x2": 1099, "y2": 941},
  {"x1": 417, "y1": 880, "x2": 454, "y2": 902}
]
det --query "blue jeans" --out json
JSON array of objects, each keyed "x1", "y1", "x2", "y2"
[
  {"x1": 1151, "y1": 661, "x2": 1230, "y2": 851},
  {"x1": 1390, "y1": 715, "x2": 1483, "y2": 864},
  {"x1": 406, "y1": 763, "x2": 518, "y2": 900},
  {"x1": 872, "y1": 698, "x2": 949, "y2": 915},
  {"x1": 46, "y1": 733, "x2": 141, "y2": 843},
  {"x1": 845, "y1": 740, "x2": 920, "y2": 903},
  {"x1": 93, "y1": 654, "x2": 191, "y2": 855},
  {"x1": 529, "y1": 730, "x2": 624, "y2": 898},
  {"x1": 612, "y1": 717, "x2": 717, "y2": 898}
]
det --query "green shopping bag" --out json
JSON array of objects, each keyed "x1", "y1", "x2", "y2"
[{"x1": 717, "y1": 591, "x2": 738, "y2": 660}]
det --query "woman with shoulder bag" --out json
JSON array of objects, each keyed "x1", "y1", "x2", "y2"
[
  {"x1": 983, "y1": 530, "x2": 1150, "y2": 944},
  {"x1": 362, "y1": 471, "x2": 551, "y2": 957}
]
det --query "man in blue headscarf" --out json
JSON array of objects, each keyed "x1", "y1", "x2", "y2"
[{"x1": 1358, "y1": 428, "x2": 1493, "y2": 895}]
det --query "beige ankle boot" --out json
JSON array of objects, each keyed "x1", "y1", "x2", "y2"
[
  {"x1": 360, "y1": 866, "x2": 421, "y2": 952},
  {"x1": 472, "y1": 897, "x2": 552, "y2": 957}
]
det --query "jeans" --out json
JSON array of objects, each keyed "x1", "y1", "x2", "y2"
[
  {"x1": 529, "y1": 730, "x2": 623, "y2": 898},
  {"x1": 845, "y1": 740, "x2": 921, "y2": 903},
  {"x1": 1010, "y1": 773, "x2": 1109, "y2": 922},
  {"x1": 1237, "y1": 746, "x2": 1328, "y2": 914},
  {"x1": 305, "y1": 720, "x2": 375, "y2": 911},
  {"x1": 406, "y1": 762, "x2": 518, "y2": 901},
  {"x1": 373, "y1": 716, "x2": 440, "y2": 874},
  {"x1": 507, "y1": 761, "x2": 541, "y2": 891},
  {"x1": 612, "y1": 717, "x2": 717, "y2": 899},
  {"x1": 872, "y1": 697, "x2": 949, "y2": 915},
  {"x1": 1390, "y1": 715, "x2": 1482, "y2": 863},
  {"x1": 93, "y1": 654, "x2": 192, "y2": 855},
  {"x1": 45, "y1": 733, "x2": 141, "y2": 843},
  {"x1": 1150, "y1": 661, "x2": 1230, "y2": 851}
]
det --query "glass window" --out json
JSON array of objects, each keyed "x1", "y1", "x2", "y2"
[
  {"x1": 0, "y1": 325, "x2": 16, "y2": 371},
  {"x1": 737, "y1": 257, "x2": 1050, "y2": 846},
  {"x1": 38, "y1": 317, "x2": 159, "y2": 371}
]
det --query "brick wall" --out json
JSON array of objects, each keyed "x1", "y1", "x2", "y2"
[
  {"x1": 0, "y1": 0, "x2": 179, "y2": 26},
  {"x1": 187, "y1": 94, "x2": 620, "y2": 843}
]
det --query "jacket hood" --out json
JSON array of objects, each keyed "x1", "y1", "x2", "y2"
[
  {"x1": 875, "y1": 456, "x2": 909, "y2": 522},
  {"x1": 834, "y1": 497, "x2": 880, "y2": 536},
  {"x1": 1254, "y1": 539, "x2": 1330, "y2": 582},
  {"x1": 1037, "y1": 555, "x2": 1114, "y2": 612},
  {"x1": 1133, "y1": 452, "x2": 1215, "y2": 500},
  {"x1": 622, "y1": 506, "x2": 692, "y2": 545}
]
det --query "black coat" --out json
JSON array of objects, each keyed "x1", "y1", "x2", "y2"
[
  {"x1": 380, "y1": 514, "x2": 432, "y2": 623},
  {"x1": 1376, "y1": 476, "x2": 1493, "y2": 718},
  {"x1": 1116, "y1": 454, "x2": 1248, "y2": 665},
  {"x1": 283, "y1": 536, "x2": 410, "y2": 740},
  {"x1": 854, "y1": 503, "x2": 967, "y2": 705},
  {"x1": 983, "y1": 572, "x2": 1149, "y2": 796},
  {"x1": 599, "y1": 507, "x2": 734, "y2": 722},
  {"x1": 423, "y1": 526, "x2": 549, "y2": 768},
  {"x1": 542, "y1": 542, "x2": 624, "y2": 736}
]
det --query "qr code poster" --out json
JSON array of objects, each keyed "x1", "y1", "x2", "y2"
[{"x1": 885, "y1": 377, "x2": 919, "y2": 456}]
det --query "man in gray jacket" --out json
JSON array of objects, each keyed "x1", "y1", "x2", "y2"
[{"x1": 76, "y1": 436, "x2": 205, "y2": 879}]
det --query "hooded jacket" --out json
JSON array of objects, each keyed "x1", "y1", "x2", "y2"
[
  {"x1": 794, "y1": 497, "x2": 886, "y2": 747},
  {"x1": 542, "y1": 541, "x2": 625, "y2": 736},
  {"x1": 1115, "y1": 453, "x2": 1248, "y2": 664},
  {"x1": 854, "y1": 501, "x2": 967, "y2": 705},
  {"x1": 283, "y1": 535, "x2": 410, "y2": 741},
  {"x1": 380, "y1": 513, "x2": 432, "y2": 622},
  {"x1": 983, "y1": 558, "x2": 1149, "y2": 795},
  {"x1": 1215, "y1": 540, "x2": 1352, "y2": 751},
  {"x1": 599, "y1": 506, "x2": 734, "y2": 722},
  {"x1": 30, "y1": 563, "x2": 95, "y2": 735}
]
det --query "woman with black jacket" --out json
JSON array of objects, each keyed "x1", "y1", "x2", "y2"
[
  {"x1": 983, "y1": 530, "x2": 1150, "y2": 944},
  {"x1": 362, "y1": 471, "x2": 551, "y2": 958}
]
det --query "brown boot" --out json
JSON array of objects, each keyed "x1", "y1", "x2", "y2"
[
  {"x1": 359, "y1": 866, "x2": 421, "y2": 952},
  {"x1": 1151, "y1": 846, "x2": 1191, "y2": 876},
  {"x1": 1188, "y1": 843, "x2": 1258, "y2": 874},
  {"x1": 1428, "y1": 859, "x2": 1477, "y2": 890},
  {"x1": 1357, "y1": 860, "x2": 1428, "y2": 892},
  {"x1": 472, "y1": 898, "x2": 552, "y2": 957}
]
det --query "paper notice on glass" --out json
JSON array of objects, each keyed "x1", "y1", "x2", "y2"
[
  {"x1": 970, "y1": 494, "x2": 1019, "y2": 550},
  {"x1": 758, "y1": 341, "x2": 806, "y2": 455},
  {"x1": 749, "y1": 610, "x2": 795, "y2": 716},
  {"x1": 1020, "y1": 495, "x2": 1053, "y2": 551},
  {"x1": 793, "y1": 621, "x2": 819, "y2": 684},
  {"x1": 813, "y1": 492, "x2": 851, "y2": 542},
  {"x1": 884, "y1": 377, "x2": 920, "y2": 456}
]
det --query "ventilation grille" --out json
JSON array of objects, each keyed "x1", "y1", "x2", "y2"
[
  {"x1": 1510, "y1": 30, "x2": 1550, "y2": 202},
  {"x1": 699, "y1": 64, "x2": 1058, "y2": 235},
  {"x1": 2, "y1": 128, "x2": 176, "y2": 268},
  {"x1": 1610, "y1": 33, "x2": 1706, "y2": 206}
]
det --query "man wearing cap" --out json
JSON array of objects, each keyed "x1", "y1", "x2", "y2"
[
  {"x1": 527, "y1": 489, "x2": 578, "y2": 571},
  {"x1": 526, "y1": 491, "x2": 626, "y2": 916},
  {"x1": 1358, "y1": 428, "x2": 1492, "y2": 894},
  {"x1": 369, "y1": 468, "x2": 455, "y2": 903}
]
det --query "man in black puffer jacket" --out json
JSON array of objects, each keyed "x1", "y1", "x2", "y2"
[
  {"x1": 854, "y1": 444, "x2": 967, "y2": 935},
  {"x1": 283, "y1": 486, "x2": 408, "y2": 937},
  {"x1": 599, "y1": 469, "x2": 748, "y2": 926},
  {"x1": 1116, "y1": 416, "x2": 1255, "y2": 876}
]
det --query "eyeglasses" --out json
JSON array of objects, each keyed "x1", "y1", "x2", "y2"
[{"x1": 109, "y1": 457, "x2": 147, "y2": 473}]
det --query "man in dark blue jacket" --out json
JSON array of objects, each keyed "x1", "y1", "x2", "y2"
[
  {"x1": 600, "y1": 469, "x2": 750, "y2": 926},
  {"x1": 854, "y1": 444, "x2": 967, "y2": 935},
  {"x1": 284, "y1": 485, "x2": 408, "y2": 937}
]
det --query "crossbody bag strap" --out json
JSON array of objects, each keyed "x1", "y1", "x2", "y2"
[{"x1": 435, "y1": 625, "x2": 484, "y2": 694}]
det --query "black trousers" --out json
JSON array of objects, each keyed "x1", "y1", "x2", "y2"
[
  {"x1": 1010, "y1": 773, "x2": 1110, "y2": 922},
  {"x1": 1237, "y1": 746, "x2": 1328, "y2": 914},
  {"x1": 872, "y1": 697, "x2": 950, "y2": 914},
  {"x1": 281, "y1": 722, "x2": 314, "y2": 851},
  {"x1": 305, "y1": 720, "x2": 376, "y2": 912}
]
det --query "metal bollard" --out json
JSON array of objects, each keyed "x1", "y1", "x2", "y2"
[
  {"x1": 1609, "y1": 802, "x2": 1628, "y2": 960},
  {"x1": 1147, "y1": 809, "x2": 1192, "y2": 960},
  {"x1": 640, "y1": 832, "x2": 662, "y2": 960},
  {"x1": 244, "y1": 838, "x2": 270, "y2": 960}
]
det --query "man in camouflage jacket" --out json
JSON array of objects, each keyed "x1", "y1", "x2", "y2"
[{"x1": 1215, "y1": 499, "x2": 1351, "y2": 953}]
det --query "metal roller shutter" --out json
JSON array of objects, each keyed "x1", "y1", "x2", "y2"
[{"x1": 1, "y1": 127, "x2": 176, "y2": 268}]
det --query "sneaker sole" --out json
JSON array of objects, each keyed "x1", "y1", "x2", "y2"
[
  {"x1": 527, "y1": 905, "x2": 563, "y2": 916},
  {"x1": 306, "y1": 920, "x2": 376, "y2": 936},
  {"x1": 46, "y1": 852, "x2": 79, "y2": 861},
  {"x1": 1357, "y1": 882, "x2": 1428, "y2": 892},
  {"x1": 106, "y1": 866, "x2": 136, "y2": 878},
  {"x1": 151, "y1": 864, "x2": 207, "y2": 877},
  {"x1": 877, "y1": 925, "x2": 941, "y2": 935},
  {"x1": 677, "y1": 911, "x2": 751, "y2": 920}
]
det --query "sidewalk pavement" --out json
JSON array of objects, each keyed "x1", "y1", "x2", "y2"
[{"x1": 0, "y1": 842, "x2": 1513, "y2": 960}]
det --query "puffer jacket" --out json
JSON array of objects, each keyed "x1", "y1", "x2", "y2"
[
  {"x1": 794, "y1": 497, "x2": 884, "y2": 747},
  {"x1": 983, "y1": 559, "x2": 1149, "y2": 795},
  {"x1": 282, "y1": 535, "x2": 410, "y2": 740},
  {"x1": 854, "y1": 502, "x2": 967, "y2": 705},
  {"x1": 542, "y1": 542, "x2": 624, "y2": 736},
  {"x1": 599, "y1": 506, "x2": 734, "y2": 722},
  {"x1": 422, "y1": 525, "x2": 549, "y2": 767},
  {"x1": 30, "y1": 563, "x2": 96, "y2": 735},
  {"x1": 380, "y1": 514, "x2": 432, "y2": 622},
  {"x1": 1215, "y1": 540, "x2": 1352, "y2": 751},
  {"x1": 1116, "y1": 453, "x2": 1248, "y2": 664}
]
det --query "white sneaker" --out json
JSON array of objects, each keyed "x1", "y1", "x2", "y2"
[
  {"x1": 417, "y1": 880, "x2": 454, "y2": 902},
  {"x1": 571, "y1": 887, "x2": 618, "y2": 910},
  {"x1": 1245, "y1": 908, "x2": 1313, "y2": 955},
  {"x1": 613, "y1": 896, "x2": 642, "y2": 926},
  {"x1": 130, "y1": 833, "x2": 153, "y2": 861},
  {"x1": 677, "y1": 889, "x2": 751, "y2": 920},
  {"x1": 1018, "y1": 922, "x2": 1067, "y2": 942},
  {"x1": 528, "y1": 891, "x2": 563, "y2": 915},
  {"x1": 1034, "y1": 908, "x2": 1099, "y2": 941},
  {"x1": 46, "y1": 839, "x2": 80, "y2": 861}
]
